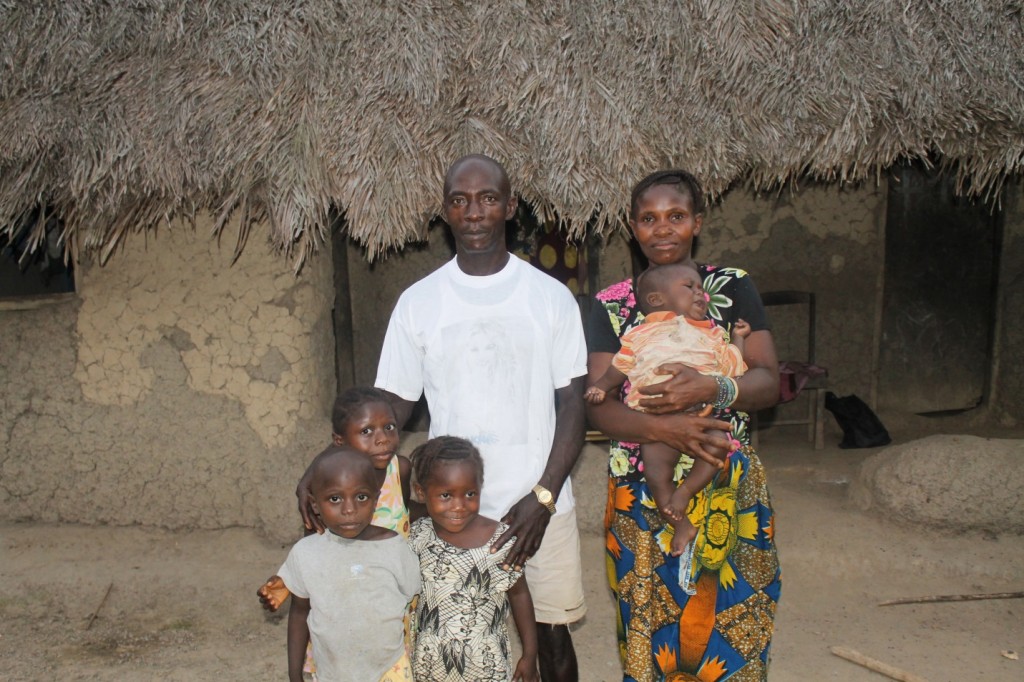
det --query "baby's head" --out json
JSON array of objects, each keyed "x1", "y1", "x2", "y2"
[
  {"x1": 411, "y1": 436, "x2": 485, "y2": 534},
  {"x1": 309, "y1": 446, "x2": 381, "y2": 539},
  {"x1": 636, "y1": 263, "x2": 709, "y2": 320},
  {"x1": 331, "y1": 387, "x2": 399, "y2": 470}
]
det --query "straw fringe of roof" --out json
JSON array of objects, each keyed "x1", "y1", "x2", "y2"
[{"x1": 1, "y1": 0, "x2": 1023, "y2": 265}]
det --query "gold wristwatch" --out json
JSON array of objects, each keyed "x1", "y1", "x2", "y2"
[{"x1": 532, "y1": 484, "x2": 556, "y2": 514}]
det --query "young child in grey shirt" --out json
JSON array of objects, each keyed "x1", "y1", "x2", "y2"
[{"x1": 276, "y1": 447, "x2": 420, "y2": 682}]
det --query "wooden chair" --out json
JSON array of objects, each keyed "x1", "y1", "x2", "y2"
[{"x1": 754, "y1": 290, "x2": 829, "y2": 450}]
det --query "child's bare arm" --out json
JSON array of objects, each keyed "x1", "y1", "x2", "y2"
[
  {"x1": 508, "y1": 576, "x2": 540, "y2": 682},
  {"x1": 297, "y1": 450, "x2": 330, "y2": 533},
  {"x1": 732, "y1": 318, "x2": 751, "y2": 356},
  {"x1": 257, "y1": 575, "x2": 290, "y2": 612},
  {"x1": 667, "y1": 428, "x2": 735, "y2": 518},
  {"x1": 584, "y1": 366, "x2": 628, "y2": 405},
  {"x1": 672, "y1": 459, "x2": 719, "y2": 507},
  {"x1": 640, "y1": 441, "x2": 686, "y2": 518},
  {"x1": 287, "y1": 596, "x2": 311, "y2": 682},
  {"x1": 395, "y1": 455, "x2": 427, "y2": 521}
]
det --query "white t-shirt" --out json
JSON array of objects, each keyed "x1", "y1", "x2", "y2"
[
  {"x1": 278, "y1": 531, "x2": 420, "y2": 682},
  {"x1": 376, "y1": 254, "x2": 588, "y2": 519}
]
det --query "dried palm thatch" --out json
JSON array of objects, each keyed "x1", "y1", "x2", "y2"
[{"x1": 1, "y1": 1, "x2": 1023, "y2": 265}]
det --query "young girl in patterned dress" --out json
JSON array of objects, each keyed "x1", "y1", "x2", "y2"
[
  {"x1": 257, "y1": 387, "x2": 416, "y2": 680},
  {"x1": 409, "y1": 436, "x2": 540, "y2": 682}
]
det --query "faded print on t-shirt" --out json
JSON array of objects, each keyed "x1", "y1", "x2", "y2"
[{"x1": 442, "y1": 317, "x2": 529, "y2": 447}]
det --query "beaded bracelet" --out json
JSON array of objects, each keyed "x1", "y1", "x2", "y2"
[{"x1": 712, "y1": 374, "x2": 739, "y2": 409}]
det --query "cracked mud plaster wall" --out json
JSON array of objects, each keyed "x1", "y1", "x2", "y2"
[{"x1": 1, "y1": 217, "x2": 334, "y2": 539}]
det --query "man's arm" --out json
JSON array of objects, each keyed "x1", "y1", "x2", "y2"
[
  {"x1": 494, "y1": 376, "x2": 586, "y2": 569},
  {"x1": 380, "y1": 389, "x2": 417, "y2": 431},
  {"x1": 539, "y1": 376, "x2": 587, "y2": 503}
]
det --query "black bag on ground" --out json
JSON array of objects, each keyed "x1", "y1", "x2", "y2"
[{"x1": 824, "y1": 392, "x2": 892, "y2": 449}]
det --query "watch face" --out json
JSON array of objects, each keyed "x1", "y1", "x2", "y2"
[{"x1": 538, "y1": 490, "x2": 552, "y2": 503}]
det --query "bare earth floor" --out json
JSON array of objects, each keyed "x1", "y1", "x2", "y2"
[{"x1": 2, "y1": 429, "x2": 1023, "y2": 681}]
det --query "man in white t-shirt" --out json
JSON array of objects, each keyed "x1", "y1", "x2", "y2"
[{"x1": 375, "y1": 154, "x2": 587, "y2": 682}]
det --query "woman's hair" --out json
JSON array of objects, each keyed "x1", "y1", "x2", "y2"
[
  {"x1": 630, "y1": 169, "x2": 706, "y2": 218},
  {"x1": 410, "y1": 436, "x2": 485, "y2": 489},
  {"x1": 331, "y1": 386, "x2": 396, "y2": 433}
]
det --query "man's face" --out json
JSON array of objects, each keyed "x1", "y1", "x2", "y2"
[{"x1": 443, "y1": 158, "x2": 517, "y2": 257}]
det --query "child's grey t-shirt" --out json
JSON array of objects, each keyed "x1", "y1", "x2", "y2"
[{"x1": 278, "y1": 531, "x2": 420, "y2": 682}]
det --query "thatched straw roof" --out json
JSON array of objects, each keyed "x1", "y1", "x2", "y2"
[{"x1": 2, "y1": 1, "x2": 1023, "y2": 264}]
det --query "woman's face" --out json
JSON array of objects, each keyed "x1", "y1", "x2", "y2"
[{"x1": 629, "y1": 184, "x2": 703, "y2": 266}]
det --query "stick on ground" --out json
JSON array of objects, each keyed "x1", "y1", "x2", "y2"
[
  {"x1": 830, "y1": 646, "x2": 929, "y2": 682},
  {"x1": 84, "y1": 582, "x2": 114, "y2": 631},
  {"x1": 878, "y1": 591, "x2": 1024, "y2": 606}
]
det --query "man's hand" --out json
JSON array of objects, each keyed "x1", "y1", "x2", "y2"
[
  {"x1": 296, "y1": 467, "x2": 323, "y2": 534},
  {"x1": 257, "y1": 575, "x2": 290, "y2": 612},
  {"x1": 636, "y1": 363, "x2": 716, "y2": 414},
  {"x1": 493, "y1": 494, "x2": 552, "y2": 570}
]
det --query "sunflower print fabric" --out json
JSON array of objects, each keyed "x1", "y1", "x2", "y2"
[{"x1": 592, "y1": 265, "x2": 782, "y2": 682}]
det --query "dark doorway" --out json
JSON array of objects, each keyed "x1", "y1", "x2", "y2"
[
  {"x1": 877, "y1": 162, "x2": 1001, "y2": 413},
  {"x1": 1, "y1": 207, "x2": 75, "y2": 299}
]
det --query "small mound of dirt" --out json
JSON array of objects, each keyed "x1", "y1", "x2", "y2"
[{"x1": 850, "y1": 434, "x2": 1024, "y2": 533}]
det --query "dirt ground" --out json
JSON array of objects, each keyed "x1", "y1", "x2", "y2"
[{"x1": 2, "y1": 427, "x2": 1022, "y2": 681}]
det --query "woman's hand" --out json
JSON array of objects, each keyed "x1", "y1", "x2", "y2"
[
  {"x1": 635, "y1": 363, "x2": 717, "y2": 414},
  {"x1": 588, "y1": 350, "x2": 729, "y2": 467},
  {"x1": 649, "y1": 412, "x2": 734, "y2": 468}
]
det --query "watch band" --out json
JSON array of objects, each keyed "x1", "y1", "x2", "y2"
[{"x1": 532, "y1": 484, "x2": 557, "y2": 514}]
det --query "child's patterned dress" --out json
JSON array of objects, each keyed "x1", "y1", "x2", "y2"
[{"x1": 409, "y1": 517, "x2": 522, "y2": 682}]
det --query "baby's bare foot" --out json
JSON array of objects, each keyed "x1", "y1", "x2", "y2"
[
  {"x1": 669, "y1": 486, "x2": 694, "y2": 519},
  {"x1": 671, "y1": 519, "x2": 698, "y2": 556},
  {"x1": 661, "y1": 503, "x2": 684, "y2": 522}
]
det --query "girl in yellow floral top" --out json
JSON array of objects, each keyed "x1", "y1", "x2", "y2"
[{"x1": 328, "y1": 387, "x2": 415, "y2": 537}]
